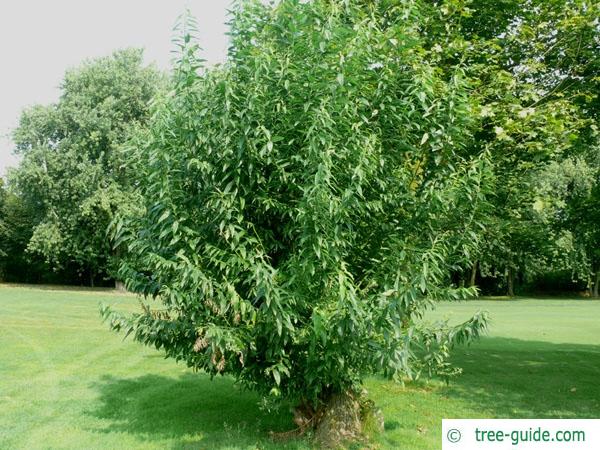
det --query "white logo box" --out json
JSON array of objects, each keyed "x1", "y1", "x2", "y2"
[{"x1": 442, "y1": 419, "x2": 600, "y2": 449}]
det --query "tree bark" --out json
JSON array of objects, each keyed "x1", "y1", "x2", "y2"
[
  {"x1": 507, "y1": 267, "x2": 514, "y2": 297},
  {"x1": 285, "y1": 391, "x2": 384, "y2": 448},
  {"x1": 593, "y1": 271, "x2": 599, "y2": 299},
  {"x1": 469, "y1": 260, "x2": 478, "y2": 288},
  {"x1": 115, "y1": 280, "x2": 126, "y2": 291},
  {"x1": 314, "y1": 391, "x2": 363, "y2": 448}
]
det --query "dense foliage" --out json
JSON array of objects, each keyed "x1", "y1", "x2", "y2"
[
  {"x1": 433, "y1": 0, "x2": 600, "y2": 296},
  {"x1": 6, "y1": 49, "x2": 163, "y2": 285},
  {"x1": 104, "y1": 2, "x2": 490, "y2": 423},
  {"x1": 2, "y1": 1, "x2": 597, "y2": 296}
]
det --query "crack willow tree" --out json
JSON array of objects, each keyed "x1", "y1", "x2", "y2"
[{"x1": 104, "y1": 1, "x2": 488, "y2": 444}]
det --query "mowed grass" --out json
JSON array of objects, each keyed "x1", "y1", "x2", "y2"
[{"x1": 0, "y1": 286, "x2": 599, "y2": 449}]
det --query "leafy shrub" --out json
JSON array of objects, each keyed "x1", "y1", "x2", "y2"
[{"x1": 104, "y1": 0, "x2": 488, "y2": 437}]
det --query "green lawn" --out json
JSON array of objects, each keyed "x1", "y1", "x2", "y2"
[{"x1": 1, "y1": 285, "x2": 599, "y2": 449}]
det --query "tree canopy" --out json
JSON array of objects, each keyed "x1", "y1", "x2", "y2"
[
  {"x1": 9, "y1": 49, "x2": 163, "y2": 285},
  {"x1": 103, "y1": 2, "x2": 490, "y2": 443}
]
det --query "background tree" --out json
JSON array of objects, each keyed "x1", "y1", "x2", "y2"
[
  {"x1": 0, "y1": 179, "x2": 52, "y2": 282},
  {"x1": 9, "y1": 49, "x2": 164, "y2": 285},
  {"x1": 536, "y1": 151, "x2": 600, "y2": 297},
  {"x1": 104, "y1": 2, "x2": 488, "y2": 445},
  {"x1": 521, "y1": 0, "x2": 600, "y2": 297},
  {"x1": 431, "y1": 0, "x2": 598, "y2": 295}
]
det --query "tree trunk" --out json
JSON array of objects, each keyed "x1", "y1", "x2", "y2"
[
  {"x1": 115, "y1": 280, "x2": 126, "y2": 291},
  {"x1": 469, "y1": 260, "x2": 478, "y2": 288},
  {"x1": 507, "y1": 267, "x2": 514, "y2": 297},
  {"x1": 287, "y1": 391, "x2": 383, "y2": 448},
  {"x1": 593, "y1": 271, "x2": 599, "y2": 299},
  {"x1": 90, "y1": 271, "x2": 95, "y2": 288},
  {"x1": 314, "y1": 392, "x2": 362, "y2": 448}
]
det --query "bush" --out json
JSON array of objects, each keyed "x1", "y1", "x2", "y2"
[{"x1": 104, "y1": 1, "x2": 488, "y2": 443}]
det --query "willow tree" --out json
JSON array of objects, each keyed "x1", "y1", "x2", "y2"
[{"x1": 104, "y1": 1, "x2": 488, "y2": 445}]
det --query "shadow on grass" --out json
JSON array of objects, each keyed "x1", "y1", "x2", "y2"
[
  {"x1": 88, "y1": 338, "x2": 600, "y2": 449},
  {"x1": 89, "y1": 372, "x2": 306, "y2": 449},
  {"x1": 444, "y1": 337, "x2": 600, "y2": 418}
]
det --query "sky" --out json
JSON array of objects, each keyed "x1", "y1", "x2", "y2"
[{"x1": 0, "y1": 0, "x2": 232, "y2": 177}]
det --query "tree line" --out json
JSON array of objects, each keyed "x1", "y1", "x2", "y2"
[{"x1": 0, "y1": 0, "x2": 598, "y2": 299}]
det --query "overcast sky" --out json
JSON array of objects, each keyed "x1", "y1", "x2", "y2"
[{"x1": 0, "y1": 0, "x2": 232, "y2": 177}]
